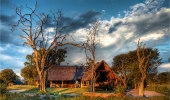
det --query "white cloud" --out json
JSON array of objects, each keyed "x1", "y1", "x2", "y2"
[
  {"x1": 18, "y1": 47, "x2": 33, "y2": 54},
  {"x1": 45, "y1": 27, "x2": 55, "y2": 33},
  {"x1": 0, "y1": 53, "x2": 24, "y2": 68},
  {"x1": 158, "y1": 63, "x2": 170, "y2": 72},
  {"x1": 66, "y1": 0, "x2": 170, "y2": 67},
  {"x1": 134, "y1": 32, "x2": 165, "y2": 42},
  {"x1": 1, "y1": 0, "x2": 169, "y2": 77}
]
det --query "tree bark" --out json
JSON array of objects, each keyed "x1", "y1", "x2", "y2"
[
  {"x1": 122, "y1": 78, "x2": 127, "y2": 89},
  {"x1": 89, "y1": 64, "x2": 95, "y2": 92},
  {"x1": 138, "y1": 77, "x2": 145, "y2": 97},
  {"x1": 39, "y1": 70, "x2": 47, "y2": 92},
  {"x1": 137, "y1": 39, "x2": 151, "y2": 97}
]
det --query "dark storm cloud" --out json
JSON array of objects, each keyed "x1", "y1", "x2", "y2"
[
  {"x1": 79, "y1": 10, "x2": 101, "y2": 24},
  {"x1": 131, "y1": 9, "x2": 170, "y2": 35},
  {"x1": 0, "y1": 14, "x2": 16, "y2": 25},
  {"x1": 0, "y1": 29, "x2": 11, "y2": 43},
  {"x1": 63, "y1": 10, "x2": 101, "y2": 33},
  {"x1": 0, "y1": 14, "x2": 20, "y2": 45},
  {"x1": 0, "y1": 0, "x2": 11, "y2": 6},
  {"x1": 0, "y1": 29, "x2": 22, "y2": 45},
  {"x1": 44, "y1": 10, "x2": 101, "y2": 33},
  {"x1": 108, "y1": 21, "x2": 122, "y2": 33}
]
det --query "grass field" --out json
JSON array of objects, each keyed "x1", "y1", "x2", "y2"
[
  {"x1": 7, "y1": 85, "x2": 37, "y2": 90},
  {"x1": 1, "y1": 84, "x2": 169, "y2": 100}
]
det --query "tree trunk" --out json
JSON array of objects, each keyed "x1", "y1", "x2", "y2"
[
  {"x1": 39, "y1": 70, "x2": 47, "y2": 92},
  {"x1": 138, "y1": 76, "x2": 145, "y2": 97},
  {"x1": 122, "y1": 78, "x2": 127, "y2": 89},
  {"x1": 89, "y1": 78, "x2": 95, "y2": 92},
  {"x1": 89, "y1": 64, "x2": 95, "y2": 92},
  {"x1": 134, "y1": 82, "x2": 138, "y2": 89},
  {"x1": 138, "y1": 79, "x2": 144, "y2": 97}
]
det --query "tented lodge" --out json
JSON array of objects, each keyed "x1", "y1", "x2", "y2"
[{"x1": 35, "y1": 60, "x2": 120, "y2": 89}]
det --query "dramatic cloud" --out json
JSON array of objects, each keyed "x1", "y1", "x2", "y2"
[
  {"x1": 0, "y1": 14, "x2": 16, "y2": 25},
  {"x1": 0, "y1": 0, "x2": 11, "y2": 6},
  {"x1": 0, "y1": 14, "x2": 22, "y2": 45},
  {"x1": 44, "y1": 10, "x2": 101, "y2": 33},
  {"x1": 0, "y1": 0, "x2": 169, "y2": 76},
  {"x1": 64, "y1": 0, "x2": 170, "y2": 68}
]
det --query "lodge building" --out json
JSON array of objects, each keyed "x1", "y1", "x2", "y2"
[{"x1": 35, "y1": 60, "x2": 120, "y2": 89}]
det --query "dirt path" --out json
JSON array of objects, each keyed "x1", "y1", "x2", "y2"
[
  {"x1": 9, "y1": 89, "x2": 26, "y2": 93},
  {"x1": 126, "y1": 89, "x2": 165, "y2": 97}
]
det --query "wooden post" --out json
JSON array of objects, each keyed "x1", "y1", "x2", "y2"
[
  {"x1": 87, "y1": 81, "x2": 89, "y2": 87},
  {"x1": 50, "y1": 81, "x2": 52, "y2": 88},
  {"x1": 80, "y1": 80, "x2": 82, "y2": 88},
  {"x1": 35, "y1": 81, "x2": 39, "y2": 87},
  {"x1": 61, "y1": 80, "x2": 63, "y2": 88}
]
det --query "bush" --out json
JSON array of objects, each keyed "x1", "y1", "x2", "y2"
[
  {"x1": 114, "y1": 85, "x2": 125, "y2": 95},
  {"x1": 0, "y1": 82, "x2": 8, "y2": 94},
  {"x1": 146, "y1": 84, "x2": 170, "y2": 96}
]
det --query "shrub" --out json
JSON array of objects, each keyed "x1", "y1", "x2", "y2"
[
  {"x1": 0, "y1": 82, "x2": 8, "y2": 94},
  {"x1": 114, "y1": 85, "x2": 125, "y2": 95},
  {"x1": 146, "y1": 84, "x2": 170, "y2": 96}
]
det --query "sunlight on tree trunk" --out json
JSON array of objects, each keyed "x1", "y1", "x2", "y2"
[
  {"x1": 138, "y1": 77, "x2": 145, "y2": 96},
  {"x1": 137, "y1": 39, "x2": 151, "y2": 97}
]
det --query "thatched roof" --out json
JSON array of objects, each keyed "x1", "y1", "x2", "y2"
[
  {"x1": 82, "y1": 60, "x2": 120, "y2": 82},
  {"x1": 48, "y1": 66, "x2": 83, "y2": 81},
  {"x1": 36, "y1": 60, "x2": 120, "y2": 82}
]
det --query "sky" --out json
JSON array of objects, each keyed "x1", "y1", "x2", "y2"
[{"x1": 0, "y1": 0, "x2": 170, "y2": 78}]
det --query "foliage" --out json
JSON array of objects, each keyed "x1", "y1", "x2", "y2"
[
  {"x1": 114, "y1": 85, "x2": 125, "y2": 95},
  {"x1": 54, "y1": 49, "x2": 67, "y2": 65},
  {"x1": 146, "y1": 84, "x2": 170, "y2": 96},
  {"x1": 0, "y1": 82, "x2": 8, "y2": 94},
  {"x1": 112, "y1": 53, "x2": 131, "y2": 88},
  {"x1": 0, "y1": 68, "x2": 19, "y2": 85},
  {"x1": 156, "y1": 72, "x2": 170, "y2": 84},
  {"x1": 112, "y1": 47, "x2": 162, "y2": 89},
  {"x1": 21, "y1": 54, "x2": 37, "y2": 85}
]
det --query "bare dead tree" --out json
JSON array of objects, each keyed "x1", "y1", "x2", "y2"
[
  {"x1": 13, "y1": 3, "x2": 78, "y2": 92},
  {"x1": 136, "y1": 39, "x2": 151, "y2": 97},
  {"x1": 83, "y1": 21, "x2": 99, "y2": 92}
]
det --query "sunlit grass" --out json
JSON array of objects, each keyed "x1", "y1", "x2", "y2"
[
  {"x1": 1, "y1": 84, "x2": 169, "y2": 100},
  {"x1": 7, "y1": 85, "x2": 37, "y2": 90}
]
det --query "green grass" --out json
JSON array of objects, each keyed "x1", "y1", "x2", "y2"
[{"x1": 1, "y1": 85, "x2": 169, "y2": 100}]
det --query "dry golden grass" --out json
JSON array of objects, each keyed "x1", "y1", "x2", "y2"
[
  {"x1": 83, "y1": 92, "x2": 124, "y2": 98},
  {"x1": 7, "y1": 85, "x2": 37, "y2": 90}
]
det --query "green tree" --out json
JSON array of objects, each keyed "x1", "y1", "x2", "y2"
[
  {"x1": 156, "y1": 72, "x2": 170, "y2": 84},
  {"x1": 112, "y1": 53, "x2": 130, "y2": 88},
  {"x1": 128, "y1": 48, "x2": 160, "y2": 88},
  {"x1": 136, "y1": 40, "x2": 161, "y2": 97},
  {"x1": 21, "y1": 54, "x2": 37, "y2": 85},
  {"x1": 0, "y1": 79, "x2": 8, "y2": 94},
  {"x1": 112, "y1": 46, "x2": 161, "y2": 91},
  {"x1": 21, "y1": 49, "x2": 67, "y2": 85},
  {"x1": 0, "y1": 69, "x2": 18, "y2": 85}
]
